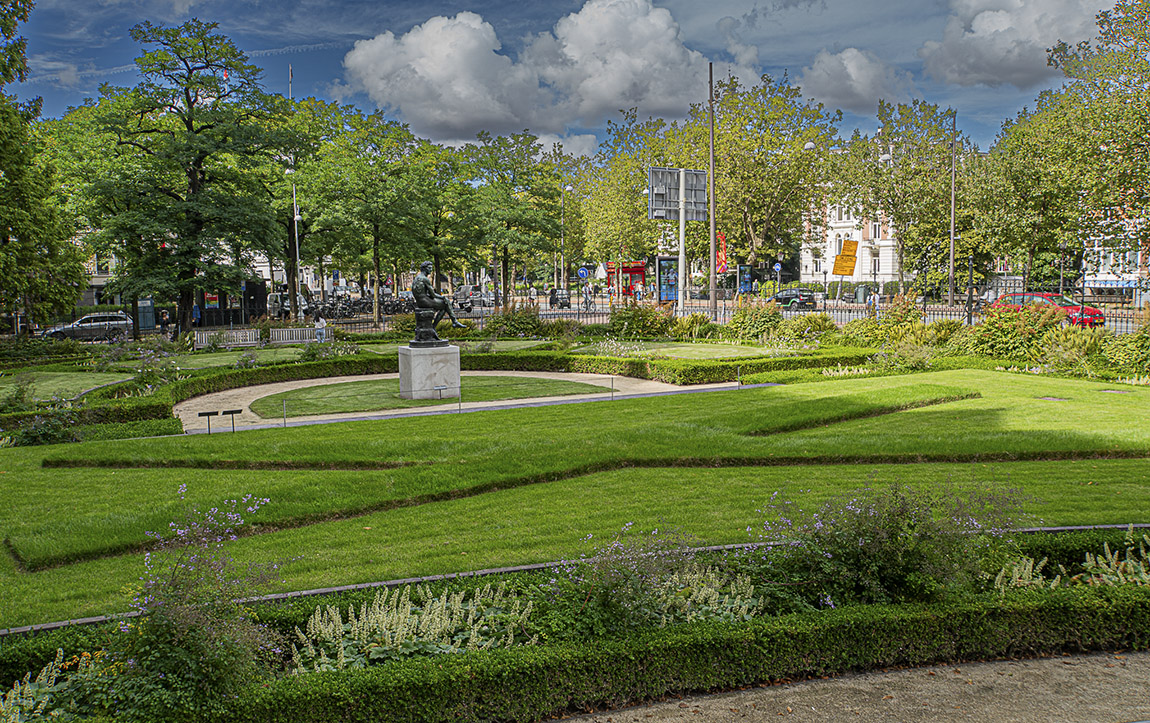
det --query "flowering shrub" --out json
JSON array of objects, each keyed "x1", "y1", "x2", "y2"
[
  {"x1": 969, "y1": 304, "x2": 1066, "y2": 360},
  {"x1": 772, "y1": 313, "x2": 836, "y2": 341},
  {"x1": 727, "y1": 299, "x2": 782, "y2": 340},
  {"x1": 297, "y1": 340, "x2": 360, "y2": 362},
  {"x1": 753, "y1": 483, "x2": 1026, "y2": 605},
  {"x1": 996, "y1": 526, "x2": 1150, "y2": 593},
  {"x1": 539, "y1": 524, "x2": 766, "y2": 639},
  {"x1": 292, "y1": 582, "x2": 536, "y2": 672},
  {"x1": 486, "y1": 301, "x2": 544, "y2": 337},
  {"x1": 608, "y1": 302, "x2": 672, "y2": 338},
  {"x1": 106, "y1": 489, "x2": 284, "y2": 721}
]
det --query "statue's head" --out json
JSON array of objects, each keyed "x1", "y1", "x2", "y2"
[{"x1": 419, "y1": 261, "x2": 433, "y2": 274}]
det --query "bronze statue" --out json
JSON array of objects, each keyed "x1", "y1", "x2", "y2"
[{"x1": 410, "y1": 260, "x2": 465, "y2": 345}]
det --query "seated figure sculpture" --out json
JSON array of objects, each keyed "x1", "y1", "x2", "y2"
[{"x1": 410, "y1": 260, "x2": 465, "y2": 345}]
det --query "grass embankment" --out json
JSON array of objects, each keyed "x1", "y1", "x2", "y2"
[
  {"x1": 2, "y1": 370, "x2": 1149, "y2": 627},
  {"x1": 0, "y1": 371, "x2": 133, "y2": 400},
  {"x1": 248, "y1": 376, "x2": 610, "y2": 418}
]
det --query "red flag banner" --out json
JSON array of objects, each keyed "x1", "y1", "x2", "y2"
[{"x1": 717, "y1": 232, "x2": 728, "y2": 273}]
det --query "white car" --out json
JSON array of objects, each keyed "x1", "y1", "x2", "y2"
[{"x1": 41, "y1": 312, "x2": 133, "y2": 341}]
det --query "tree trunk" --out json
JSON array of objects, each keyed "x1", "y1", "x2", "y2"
[
  {"x1": 372, "y1": 231, "x2": 382, "y2": 328},
  {"x1": 501, "y1": 247, "x2": 510, "y2": 308}
]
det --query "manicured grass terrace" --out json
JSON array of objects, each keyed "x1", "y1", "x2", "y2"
[
  {"x1": 2, "y1": 369, "x2": 1149, "y2": 627},
  {"x1": 248, "y1": 375, "x2": 610, "y2": 418},
  {"x1": 0, "y1": 371, "x2": 133, "y2": 400}
]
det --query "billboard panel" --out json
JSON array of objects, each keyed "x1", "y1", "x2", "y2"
[{"x1": 648, "y1": 167, "x2": 708, "y2": 221}]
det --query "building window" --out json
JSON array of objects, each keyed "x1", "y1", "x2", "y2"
[
  {"x1": 836, "y1": 234, "x2": 843, "y2": 254},
  {"x1": 836, "y1": 206, "x2": 844, "y2": 222},
  {"x1": 95, "y1": 255, "x2": 111, "y2": 275},
  {"x1": 813, "y1": 259, "x2": 822, "y2": 273},
  {"x1": 871, "y1": 221, "x2": 881, "y2": 239},
  {"x1": 872, "y1": 255, "x2": 880, "y2": 274}
]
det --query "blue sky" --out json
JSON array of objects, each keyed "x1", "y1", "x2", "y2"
[{"x1": 14, "y1": 0, "x2": 1111, "y2": 153}]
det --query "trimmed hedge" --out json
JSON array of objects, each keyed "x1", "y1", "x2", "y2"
[
  {"x1": 224, "y1": 587, "x2": 1150, "y2": 723},
  {"x1": 75, "y1": 418, "x2": 185, "y2": 442},
  {"x1": 460, "y1": 348, "x2": 877, "y2": 385}
]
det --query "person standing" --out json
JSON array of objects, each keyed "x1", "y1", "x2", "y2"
[
  {"x1": 315, "y1": 313, "x2": 327, "y2": 343},
  {"x1": 159, "y1": 309, "x2": 170, "y2": 339}
]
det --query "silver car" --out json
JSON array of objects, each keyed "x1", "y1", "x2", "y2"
[{"x1": 42, "y1": 312, "x2": 133, "y2": 341}]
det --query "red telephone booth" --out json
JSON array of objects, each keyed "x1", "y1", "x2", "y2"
[{"x1": 606, "y1": 261, "x2": 647, "y2": 295}]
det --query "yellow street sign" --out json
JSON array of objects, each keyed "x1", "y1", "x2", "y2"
[
  {"x1": 832, "y1": 254, "x2": 857, "y2": 276},
  {"x1": 841, "y1": 239, "x2": 859, "y2": 257}
]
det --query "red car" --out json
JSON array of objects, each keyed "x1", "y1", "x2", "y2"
[{"x1": 990, "y1": 292, "x2": 1106, "y2": 327}]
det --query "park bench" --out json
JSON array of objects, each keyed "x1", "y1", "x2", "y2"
[
  {"x1": 193, "y1": 328, "x2": 260, "y2": 350},
  {"x1": 268, "y1": 327, "x2": 318, "y2": 345}
]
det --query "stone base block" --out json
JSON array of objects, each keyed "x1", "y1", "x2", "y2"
[{"x1": 398, "y1": 344, "x2": 460, "y2": 399}]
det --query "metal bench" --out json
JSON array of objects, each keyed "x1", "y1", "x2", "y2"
[
  {"x1": 268, "y1": 327, "x2": 318, "y2": 345},
  {"x1": 193, "y1": 328, "x2": 260, "y2": 350}
]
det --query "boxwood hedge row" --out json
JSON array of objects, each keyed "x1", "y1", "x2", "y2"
[{"x1": 225, "y1": 587, "x2": 1150, "y2": 723}]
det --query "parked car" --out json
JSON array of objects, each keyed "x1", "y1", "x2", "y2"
[
  {"x1": 989, "y1": 292, "x2": 1105, "y2": 327},
  {"x1": 41, "y1": 311, "x2": 133, "y2": 341},
  {"x1": 769, "y1": 288, "x2": 817, "y2": 310},
  {"x1": 454, "y1": 285, "x2": 498, "y2": 308},
  {"x1": 267, "y1": 293, "x2": 310, "y2": 319}
]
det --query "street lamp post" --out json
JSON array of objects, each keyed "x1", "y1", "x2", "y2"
[
  {"x1": 822, "y1": 269, "x2": 827, "y2": 312},
  {"x1": 561, "y1": 184, "x2": 573, "y2": 291},
  {"x1": 948, "y1": 109, "x2": 957, "y2": 306}
]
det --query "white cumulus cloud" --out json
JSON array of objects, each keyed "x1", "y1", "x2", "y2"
[
  {"x1": 918, "y1": 0, "x2": 1109, "y2": 88},
  {"x1": 340, "y1": 0, "x2": 756, "y2": 143},
  {"x1": 798, "y1": 47, "x2": 916, "y2": 114}
]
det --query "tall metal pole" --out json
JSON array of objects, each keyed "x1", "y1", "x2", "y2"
[
  {"x1": 948, "y1": 108, "x2": 957, "y2": 306},
  {"x1": 708, "y1": 62, "x2": 717, "y2": 319},
  {"x1": 560, "y1": 190, "x2": 566, "y2": 292},
  {"x1": 678, "y1": 168, "x2": 686, "y2": 315},
  {"x1": 289, "y1": 64, "x2": 302, "y2": 322}
]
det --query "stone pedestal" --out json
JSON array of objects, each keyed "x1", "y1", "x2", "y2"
[{"x1": 398, "y1": 344, "x2": 460, "y2": 400}]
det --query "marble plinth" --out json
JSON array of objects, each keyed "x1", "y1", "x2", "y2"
[{"x1": 398, "y1": 344, "x2": 460, "y2": 399}]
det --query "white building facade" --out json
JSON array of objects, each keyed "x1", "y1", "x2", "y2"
[{"x1": 800, "y1": 205, "x2": 903, "y2": 291}]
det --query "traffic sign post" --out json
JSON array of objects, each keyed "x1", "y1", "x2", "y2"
[
  {"x1": 649, "y1": 167, "x2": 707, "y2": 314},
  {"x1": 774, "y1": 262, "x2": 782, "y2": 293}
]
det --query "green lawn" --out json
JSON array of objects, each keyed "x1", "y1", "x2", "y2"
[
  {"x1": 248, "y1": 375, "x2": 610, "y2": 418},
  {"x1": 3, "y1": 369, "x2": 1150, "y2": 627},
  {"x1": 0, "y1": 371, "x2": 133, "y2": 400},
  {"x1": 107, "y1": 347, "x2": 305, "y2": 370}
]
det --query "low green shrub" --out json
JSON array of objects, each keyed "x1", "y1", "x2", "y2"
[
  {"x1": 485, "y1": 303, "x2": 544, "y2": 338},
  {"x1": 727, "y1": 300, "x2": 782, "y2": 340},
  {"x1": 608, "y1": 303, "x2": 672, "y2": 339},
  {"x1": 772, "y1": 313, "x2": 836, "y2": 341},
  {"x1": 224, "y1": 587, "x2": 1150, "y2": 723},
  {"x1": 1035, "y1": 326, "x2": 1108, "y2": 375},
  {"x1": 669, "y1": 313, "x2": 721, "y2": 341},
  {"x1": 968, "y1": 305, "x2": 1066, "y2": 360},
  {"x1": 750, "y1": 483, "x2": 1025, "y2": 606}
]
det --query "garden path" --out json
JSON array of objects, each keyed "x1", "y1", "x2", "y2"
[
  {"x1": 567, "y1": 650, "x2": 1150, "y2": 722},
  {"x1": 172, "y1": 371, "x2": 744, "y2": 433}
]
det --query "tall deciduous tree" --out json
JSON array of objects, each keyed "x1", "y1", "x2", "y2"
[
  {"x1": 974, "y1": 97, "x2": 1086, "y2": 289},
  {"x1": 82, "y1": 19, "x2": 288, "y2": 330},
  {"x1": 669, "y1": 75, "x2": 838, "y2": 268},
  {"x1": 306, "y1": 108, "x2": 424, "y2": 325},
  {"x1": 842, "y1": 100, "x2": 964, "y2": 292},
  {"x1": 1, "y1": 0, "x2": 86, "y2": 330},
  {"x1": 464, "y1": 131, "x2": 559, "y2": 304},
  {"x1": 1050, "y1": 0, "x2": 1150, "y2": 282},
  {"x1": 581, "y1": 110, "x2": 666, "y2": 291}
]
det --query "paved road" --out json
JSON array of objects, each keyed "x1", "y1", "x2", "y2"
[{"x1": 172, "y1": 371, "x2": 741, "y2": 433}]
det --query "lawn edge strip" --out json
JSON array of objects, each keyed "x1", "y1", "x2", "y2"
[
  {"x1": 223, "y1": 587, "x2": 1150, "y2": 723},
  {"x1": 18, "y1": 449, "x2": 1150, "y2": 573},
  {"x1": 743, "y1": 390, "x2": 981, "y2": 436},
  {"x1": 40, "y1": 459, "x2": 420, "y2": 471}
]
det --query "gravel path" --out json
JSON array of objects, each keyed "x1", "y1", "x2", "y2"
[
  {"x1": 565, "y1": 651, "x2": 1150, "y2": 722},
  {"x1": 171, "y1": 371, "x2": 740, "y2": 433}
]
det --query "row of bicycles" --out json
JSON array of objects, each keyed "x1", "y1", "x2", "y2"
[{"x1": 310, "y1": 294, "x2": 416, "y2": 319}]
